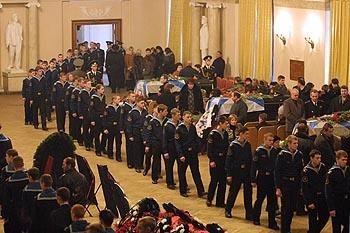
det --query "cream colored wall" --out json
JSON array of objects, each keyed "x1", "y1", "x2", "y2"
[{"x1": 274, "y1": 6, "x2": 327, "y2": 89}]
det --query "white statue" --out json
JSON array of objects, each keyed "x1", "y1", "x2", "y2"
[
  {"x1": 6, "y1": 13, "x2": 23, "y2": 70},
  {"x1": 199, "y1": 16, "x2": 209, "y2": 60}
]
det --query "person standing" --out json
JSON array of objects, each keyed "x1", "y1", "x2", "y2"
[
  {"x1": 304, "y1": 89, "x2": 325, "y2": 119},
  {"x1": 86, "y1": 62, "x2": 103, "y2": 86},
  {"x1": 106, "y1": 44, "x2": 125, "y2": 93},
  {"x1": 325, "y1": 150, "x2": 350, "y2": 233},
  {"x1": 178, "y1": 78, "x2": 205, "y2": 114},
  {"x1": 22, "y1": 69, "x2": 34, "y2": 125},
  {"x1": 230, "y1": 91, "x2": 248, "y2": 125},
  {"x1": 283, "y1": 88, "x2": 305, "y2": 135},
  {"x1": 125, "y1": 46, "x2": 135, "y2": 91},
  {"x1": 329, "y1": 85, "x2": 350, "y2": 113},
  {"x1": 212, "y1": 51, "x2": 225, "y2": 78},
  {"x1": 105, "y1": 41, "x2": 113, "y2": 86},
  {"x1": 314, "y1": 123, "x2": 337, "y2": 170},
  {"x1": 302, "y1": 149, "x2": 329, "y2": 233},
  {"x1": 89, "y1": 84, "x2": 106, "y2": 156},
  {"x1": 225, "y1": 126, "x2": 253, "y2": 220},
  {"x1": 52, "y1": 73, "x2": 68, "y2": 132},
  {"x1": 96, "y1": 43, "x2": 105, "y2": 73},
  {"x1": 70, "y1": 78, "x2": 84, "y2": 145},
  {"x1": 175, "y1": 111, "x2": 206, "y2": 198},
  {"x1": 275, "y1": 135, "x2": 304, "y2": 233},
  {"x1": 31, "y1": 68, "x2": 48, "y2": 130},
  {"x1": 251, "y1": 133, "x2": 279, "y2": 230},
  {"x1": 50, "y1": 187, "x2": 72, "y2": 233},
  {"x1": 206, "y1": 116, "x2": 229, "y2": 208}
]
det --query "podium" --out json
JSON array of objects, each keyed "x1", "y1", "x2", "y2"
[{"x1": 2, "y1": 71, "x2": 26, "y2": 93}]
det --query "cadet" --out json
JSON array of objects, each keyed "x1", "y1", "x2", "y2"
[
  {"x1": 66, "y1": 75, "x2": 76, "y2": 137},
  {"x1": 22, "y1": 69, "x2": 34, "y2": 125},
  {"x1": 51, "y1": 187, "x2": 72, "y2": 233},
  {"x1": 62, "y1": 49, "x2": 75, "y2": 73},
  {"x1": 31, "y1": 68, "x2": 48, "y2": 130},
  {"x1": 225, "y1": 126, "x2": 253, "y2": 220},
  {"x1": 302, "y1": 149, "x2": 329, "y2": 233},
  {"x1": 105, "y1": 41, "x2": 113, "y2": 86},
  {"x1": 52, "y1": 73, "x2": 68, "y2": 132},
  {"x1": 206, "y1": 116, "x2": 229, "y2": 208},
  {"x1": 275, "y1": 135, "x2": 304, "y2": 233},
  {"x1": 126, "y1": 96, "x2": 147, "y2": 173},
  {"x1": 175, "y1": 111, "x2": 206, "y2": 198},
  {"x1": 87, "y1": 61, "x2": 103, "y2": 86},
  {"x1": 145, "y1": 104, "x2": 168, "y2": 184},
  {"x1": 162, "y1": 108, "x2": 181, "y2": 189},
  {"x1": 251, "y1": 132, "x2": 279, "y2": 230},
  {"x1": 89, "y1": 84, "x2": 106, "y2": 156},
  {"x1": 78, "y1": 79, "x2": 94, "y2": 151},
  {"x1": 325, "y1": 150, "x2": 350, "y2": 233},
  {"x1": 2, "y1": 156, "x2": 29, "y2": 233},
  {"x1": 121, "y1": 92, "x2": 136, "y2": 168},
  {"x1": 104, "y1": 95, "x2": 123, "y2": 161},
  {"x1": 70, "y1": 77, "x2": 84, "y2": 145}
]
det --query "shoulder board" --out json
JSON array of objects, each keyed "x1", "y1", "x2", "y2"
[
  {"x1": 0, "y1": 134, "x2": 10, "y2": 142},
  {"x1": 91, "y1": 94, "x2": 99, "y2": 99},
  {"x1": 256, "y1": 145, "x2": 266, "y2": 151}
]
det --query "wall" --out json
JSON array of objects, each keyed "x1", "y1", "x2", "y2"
[{"x1": 274, "y1": 5, "x2": 327, "y2": 89}]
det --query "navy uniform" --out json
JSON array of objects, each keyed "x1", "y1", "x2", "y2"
[
  {"x1": 126, "y1": 107, "x2": 147, "y2": 170},
  {"x1": 162, "y1": 120, "x2": 179, "y2": 188},
  {"x1": 325, "y1": 165, "x2": 350, "y2": 233},
  {"x1": 104, "y1": 104, "x2": 123, "y2": 161},
  {"x1": 225, "y1": 139, "x2": 253, "y2": 219},
  {"x1": 45, "y1": 68, "x2": 59, "y2": 121},
  {"x1": 22, "y1": 76, "x2": 33, "y2": 124},
  {"x1": 70, "y1": 87, "x2": 83, "y2": 144},
  {"x1": 52, "y1": 81, "x2": 68, "y2": 132},
  {"x1": 81, "y1": 51, "x2": 92, "y2": 72},
  {"x1": 275, "y1": 149, "x2": 303, "y2": 233},
  {"x1": 32, "y1": 188, "x2": 59, "y2": 233},
  {"x1": 207, "y1": 129, "x2": 229, "y2": 207},
  {"x1": 2, "y1": 170, "x2": 29, "y2": 233},
  {"x1": 304, "y1": 99, "x2": 325, "y2": 119},
  {"x1": 22, "y1": 181, "x2": 42, "y2": 233},
  {"x1": 251, "y1": 145, "x2": 279, "y2": 228},
  {"x1": 50, "y1": 203, "x2": 72, "y2": 233},
  {"x1": 96, "y1": 48, "x2": 105, "y2": 72},
  {"x1": 78, "y1": 88, "x2": 95, "y2": 150},
  {"x1": 302, "y1": 162, "x2": 329, "y2": 233},
  {"x1": 87, "y1": 69, "x2": 103, "y2": 87},
  {"x1": 89, "y1": 94, "x2": 106, "y2": 156},
  {"x1": 145, "y1": 117, "x2": 168, "y2": 183},
  {"x1": 31, "y1": 76, "x2": 48, "y2": 130},
  {"x1": 175, "y1": 123, "x2": 205, "y2": 197},
  {"x1": 143, "y1": 114, "x2": 154, "y2": 175},
  {"x1": 66, "y1": 83, "x2": 76, "y2": 138},
  {"x1": 121, "y1": 102, "x2": 134, "y2": 168},
  {"x1": 62, "y1": 57, "x2": 75, "y2": 73}
]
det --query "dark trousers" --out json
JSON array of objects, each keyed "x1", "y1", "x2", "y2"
[
  {"x1": 46, "y1": 96, "x2": 52, "y2": 121},
  {"x1": 82, "y1": 115, "x2": 92, "y2": 148},
  {"x1": 226, "y1": 172, "x2": 253, "y2": 218},
  {"x1": 280, "y1": 182, "x2": 298, "y2": 233},
  {"x1": 331, "y1": 199, "x2": 349, "y2": 233},
  {"x1": 107, "y1": 127, "x2": 122, "y2": 160},
  {"x1": 150, "y1": 144, "x2": 162, "y2": 182},
  {"x1": 178, "y1": 154, "x2": 205, "y2": 196},
  {"x1": 207, "y1": 162, "x2": 226, "y2": 206},
  {"x1": 125, "y1": 134, "x2": 133, "y2": 167},
  {"x1": 4, "y1": 218, "x2": 24, "y2": 233},
  {"x1": 68, "y1": 114, "x2": 74, "y2": 138},
  {"x1": 72, "y1": 116, "x2": 82, "y2": 143},
  {"x1": 55, "y1": 105, "x2": 66, "y2": 132},
  {"x1": 101, "y1": 133, "x2": 107, "y2": 151},
  {"x1": 24, "y1": 99, "x2": 32, "y2": 123},
  {"x1": 32, "y1": 98, "x2": 47, "y2": 128},
  {"x1": 132, "y1": 140, "x2": 144, "y2": 169},
  {"x1": 164, "y1": 146, "x2": 178, "y2": 185},
  {"x1": 307, "y1": 197, "x2": 329, "y2": 233},
  {"x1": 144, "y1": 149, "x2": 152, "y2": 173},
  {"x1": 91, "y1": 119, "x2": 103, "y2": 153},
  {"x1": 253, "y1": 174, "x2": 277, "y2": 225}
]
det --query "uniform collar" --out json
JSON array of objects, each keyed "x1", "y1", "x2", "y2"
[{"x1": 212, "y1": 129, "x2": 224, "y2": 139}]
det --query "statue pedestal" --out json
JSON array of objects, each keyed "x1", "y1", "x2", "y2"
[{"x1": 2, "y1": 71, "x2": 26, "y2": 93}]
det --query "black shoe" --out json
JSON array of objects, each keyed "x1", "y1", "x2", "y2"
[
  {"x1": 167, "y1": 184, "x2": 175, "y2": 190},
  {"x1": 225, "y1": 211, "x2": 232, "y2": 218},
  {"x1": 253, "y1": 221, "x2": 260, "y2": 225},
  {"x1": 78, "y1": 142, "x2": 84, "y2": 146},
  {"x1": 143, "y1": 170, "x2": 149, "y2": 176},
  {"x1": 198, "y1": 192, "x2": 208, "y2": 199},
  {"x1": 96, "y1": 152, "x2": 102, "y2": 156},
  {"x1": 180, "y1": 193, "x2": 189, "y2": 197},
  {"x1": 102, "y1": 150, "x2": 108, "y2": 155},
  {"x1": 158, "y1": 175, "x2": 163, "y2": 179},
  {"x1": 127, "y1": 165, "x2": 134, "y2": 169},
  {"x1": 135, "y1": 169, "x2": 141, "y2": 173},
  {"x1": 215, "y1": 203, "x2": 226, "y2": 208},
  {"x1": 86, "y1": 147, "x2": 91, "y2": 151},
  {"x1": 42, "y1": 127, "x2": 48, "y2": 131},
  {"x1": 25, "y1": 122, "x2": 29, "y2": 125},
  {"x1": 268, "y1": 224, "x2": 280, "y2": 230},
  {"x1": 245, "y1": 215, "x2": 253, "y2": 221},
  {"x1": 152, "y1": 180, "x2": 158, "y2": 184},
  {"x1": 34, "y1": 125, "x2": 39, "y2": 129},
  {"x1": 108, "y1": 155, "x2": 113, "y2": 159},
  {"x1": 116, "y1": 157, "x2": 122, "y2": 162},
  {"x1": 206, "y1": 201, "x2": 212, "y2": 207}
]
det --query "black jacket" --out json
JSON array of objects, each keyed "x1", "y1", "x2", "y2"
[
  {"x1": 64, "y1": 220, "x2": 90, "y2": 233},
  {"x1": 22, "y1": 77, "x2": 32, "y2": 99},
  {"x1": 175, "y1": 123, "x2": 200, "y2": 157},
  {"x1": 207, "y1": 129, "x2": 229, "y2": 165},
  {"x1": 329, "y1": 95, "x2": 350, "y2": 113},
  {"x1": 120, "y1": 102, "x2": 134, "y2": 132},
  {"x1": 144, "y1": 117, "x2": 168, "y2": 146},
  {"x1": 225, "y1": 139, "x2": 252, "y2": 178},
  {"x1": 58, "y1": 169, "x2": 88, "y2": 205},
  {"x1": 178, "y1": 84, "x2": 204, "y2": 113},
  {"x1": 126, "y1": 108, "x2": 147, "y2": 142},
  {"x1": 89, "y1": 94, "x2": 106, "y2": 123},
  {"x1": 0, "y1": 134, "x2": 12, "y2": 169},
  {"x1": 52, "y1": 81, "x2": 68, "y2": 108},
  {"x1": 230, "y1": 99, "x2": 248, "y2": 125},
  {"x1": 104, "y1": 104, "x2": 122, "y2": 130},
  {"x1": 304, "y1": 100, "x2": 325, "y2": 119},
  {"x1": 162, "y1": 120, "x2": 178, "y2": 155},
  {"x1": 314, "y1": 133, "x2": 336, "y2": 170},
  {"x1": 78, "y1": 89, "x2": 94, "y2": 118},
  {"x1": 302, "y1": 162, "x2": 327, "y2": 206},
  {"x1": 31, "y1": 77, "x2": 48, "y2": 100},
  {"x1": 251, "y1": 145, "x2": 279, "y2": 183},
  {"x1": 157, "y1": 90, "x2": 176, "y2": 114},
  {"x1": 51, "y1": 204, "x2": 72, "y2": 233},
  {"x1": 212, "y1": 57, "x2": 225, "y2": 78},
  {"x1": 295, "y1": 132, "x2": 314, "y2": 165}
]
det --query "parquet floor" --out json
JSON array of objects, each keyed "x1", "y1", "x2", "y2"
[{"x1": 0, "y1": 91, "x2": 332, "y2": 232}]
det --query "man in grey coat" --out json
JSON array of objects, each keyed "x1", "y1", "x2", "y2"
[
  {"x1": 283, "y1": 88, "x2": 305, "y2": 135},
  {"x1": 230, "y1": 91, "x2": 248, "y2": 125}
]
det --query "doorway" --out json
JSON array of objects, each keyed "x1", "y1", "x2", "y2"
[{"x1": 72, "y1": 19, "x2": 122, "y2": 50}]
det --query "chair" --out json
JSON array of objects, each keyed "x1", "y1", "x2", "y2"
[
  {"x1": 276, "y1": 125, "x2": 286, "y2": 140},
  {"x1": 247, "y1": 126, "x2": 258, "y2": 152},
  {"x1": 244, "y1": 121, "x2": 259, "y2": 128},
  {"x1": 257, "y1": 126, "x2": 277, "y2": 146}
]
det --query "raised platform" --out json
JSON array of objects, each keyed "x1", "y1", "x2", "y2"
[{"x1": 2, "y1": 71, "x2": 26, "y2": 93}]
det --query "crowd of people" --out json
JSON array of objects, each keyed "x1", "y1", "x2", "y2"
[{"x1": 0, "y1": 40, "x2": 349, "y2": 233}]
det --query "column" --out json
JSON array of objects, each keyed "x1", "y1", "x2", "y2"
[
  {"x1": 190, "y1": 2, "x2": 203, "y2": 65},
  {"x1": 207, "y1": 2, "x2": 222, "y2": 56},
  {"x1": 26, "y1": 0, "x2": 40, "y2": 68}
]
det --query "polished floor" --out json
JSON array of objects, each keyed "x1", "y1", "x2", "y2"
[{"x1": 0, "y1": 93, "x2": 332, "y2": 232}]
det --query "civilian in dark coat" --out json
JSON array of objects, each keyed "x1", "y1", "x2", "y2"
[
  {"x1": 179, "y1": 63, "x2": 200, "y2": 78},
  {"x1": 283, "y1": 88, "x2": 305, "y2": 135},
  {"x1": 178, "y1": 79, "x2": 204, "y2": 114},
  {"x1": 294, "y1": 124, "x2": 314, "y2": 165},
  {"x1": 164, "y1": 48, "x2": 175, "y2": 74},
  {"x1": 314, "y1": 123, "x2": 337, "y2": 170},
  {"x1": 157, "y1": 83, "x2": 176, "y2": 116},
  {"x1": 0, "y1": 124, "x2": 12, "y2": 169},
  {"x1": 329, "y1": 85, "x2": 350, "y2": 113},
  {"x1": 154, "y1": 46, "x2": 165, "y2": 77},
  {"x1": 304, "y1": 89, "x2": 325, "y2": 119},
  {"x1": 212, "y1": 51, "x2": 225, "y2": 78},
  {"x1": 106, "y1": 45, "x2": 125, "y2": 92},
  {"x1": 133, "y1": 50, "x2": 144, "y2": 80},
  {"x1": 229, "y1": 91, "x2": 248, "y2": 125},
  {"x1": 51, "y1": 187, "x2": 72, "y2": 233}
]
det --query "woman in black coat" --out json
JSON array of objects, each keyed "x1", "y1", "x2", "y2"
[
  {"x1": 178, "y1": 79, "x2": 204, "y2": 114},
  {"x1": 154, "y1": 46, "x2": 165, "y2": 77},
  {"x1": 157, "y1": 84, "x2": 176, "y2": 116}
]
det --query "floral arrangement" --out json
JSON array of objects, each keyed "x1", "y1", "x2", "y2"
[{"x1": 319, "y1": 111, "x2": 350, "y2": 124}]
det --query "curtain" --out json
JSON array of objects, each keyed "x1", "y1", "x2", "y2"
[
  {"x1": 181, "y1": 0, "x2": 192, "y2": 63},
  {"x1": 239, "y1": 0, "x2": 256, "y2": 78},
  {"x1": 256, "y1": 0, "x2": 273, "y2": 82},
  {"x1": 168, "y1": 0, "x2": 184, "y2": 61},
  {"x1": 330, "y1": 0, "x2": 350, "y2": 85}
]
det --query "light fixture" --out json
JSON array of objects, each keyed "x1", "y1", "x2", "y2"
[
  {"x1": 305, "y1": 37, "x2": 314, "y2": 49},
  {"x1": 276, "y1": 34, "x2": 286, "y2": 46}
]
